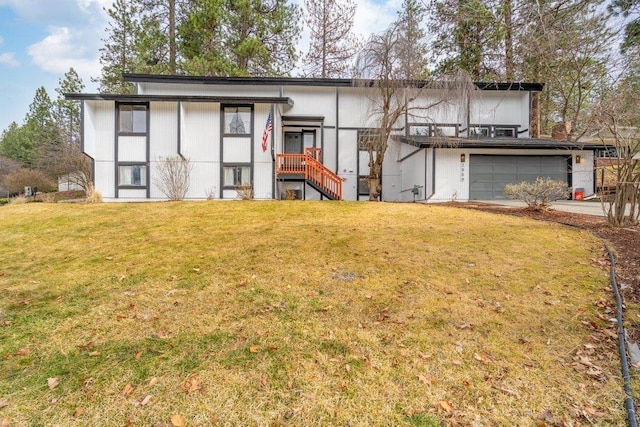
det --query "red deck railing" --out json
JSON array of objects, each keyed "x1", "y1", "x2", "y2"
[{"x1": 276, "y1": 148, "x2": 342, "y2": 200}]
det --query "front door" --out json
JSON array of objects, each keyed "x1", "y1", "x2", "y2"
[{"x1": 284, "y1": 131, "x2": 315, "y2": 154}]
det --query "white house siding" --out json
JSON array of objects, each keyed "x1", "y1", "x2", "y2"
[
  {"x1": 148, "y1": 102, "x2": 179, "y2": 199},
  {"x1": 180, "y1": 103, "x2": 220, "y2": 199},
  {"x1": 572, "y1": 151, "x2": 595, "y2": 197},
  {"x1": 470, "y1": 92, "x2": 527, "y2": 136},
  {"x1": 283, "y1": 86, "x2": 336, "y2": 127},
  {"x1": 338, "y1": 88, "x2": 372, "y2": 128},
  {"x1": 433, "y1": 148, "x2": 468, "y2": 201},
  {"x1": 407, "y1": 90, "x2": 467, "y2": 128},
  {"x1": 254, "y1": 103, "x2": 274, "y2": 199},
  {"x1": 119, "y1": 189, "x2": 147, "y2": 199},
  {"x1": 338, "y1": 129, "x2": 358, "y2": 200},
  {"x1": 85, "y1": 100, "x2": 115, "y2": 199},
  {"x1": 399, "y1": 146, "x2": 427, "y2": 202},
  {"x1": 118, "y1": 136, "x2": 146, "y2": 162}
]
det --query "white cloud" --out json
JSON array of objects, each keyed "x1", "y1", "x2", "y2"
[
  {"x1": 0, "y1": 35, "x2": 19, "y2": 67},
  {"x1": 27, "y1": 26, "x2": 101, "y2": 78},
  {"x1": 0, "y1": 52, "x2": 19, "y2": 67}
]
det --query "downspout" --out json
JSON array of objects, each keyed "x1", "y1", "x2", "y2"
[{"x1": 177, "y1": 101, "x2": 185, "y2": 160}]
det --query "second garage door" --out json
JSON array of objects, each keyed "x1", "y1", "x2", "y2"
[{"x1": 469, "y1": 155, "x2": 569, "y2": 200}]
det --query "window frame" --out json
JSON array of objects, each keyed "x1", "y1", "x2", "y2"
[
  {"x1": 117, "y1": 103, "x2": 148, "y2": 135},
  {"x1": 223, "y1": 106, "x2": 252, "y2": 136},
  {"x1": 222, "y1": 163, "x2": 252, "y2": 189},
  {"x1": 117, "y1": 163, "x2": 148, "y2": 188},
  {"x1": 358, "y1": 175, "x2": 370, "y2": 195}
]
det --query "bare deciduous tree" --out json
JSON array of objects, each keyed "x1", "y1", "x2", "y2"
[
  {"x1": 355, "y1": 25, "x2": 476, "y2": 201},
  {"x1": 154, "y1": 156, "x2": 193, "y2": 200},
  {"x1": 591, "y1": 75, "x2": 640, "y2": 226}
]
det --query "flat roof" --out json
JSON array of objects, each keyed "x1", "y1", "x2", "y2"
[
  {"x1": 393, "y1": 135, "x2": 606, "y2": 150},
  {"x1": 123, "y1": 73, "x2": 544, "y2": 92}
]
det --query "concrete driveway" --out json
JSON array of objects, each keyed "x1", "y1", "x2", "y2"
[{"x1": 478, "y1": 199, "x2": 608, "y2": 217}]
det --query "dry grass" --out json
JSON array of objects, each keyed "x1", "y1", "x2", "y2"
[{"x1": 0, "y1": 202, "x2": 627, "y2": 426}]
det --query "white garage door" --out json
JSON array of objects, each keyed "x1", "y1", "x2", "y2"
[{"x1": 469, "y1": 155, "x2": 569, "y2": 200}]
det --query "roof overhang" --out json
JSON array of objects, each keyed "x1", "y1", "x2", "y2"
[
  {"x1": 122, "y1": 73, "x2": 544, "y2": 92},
  {"x1": 64, "y1": 93, "x2": 294, "y2": 109},
  {"x1": 393, "y1": 135, "x2": 606, "y2": 150}
]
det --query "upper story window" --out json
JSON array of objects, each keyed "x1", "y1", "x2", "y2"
[
  {"x1": 469, "y1": 126, "x2": 490, "y2": 138},
  {"x1": 358, "y1": 129, "x2": 383, "y2": 151},
  {"x1": 495, "y1": 127, "x2": 516, "y2": 137},
  {"x1": 118, "y1": 104, "x2": 147, "y2": 134},
  {"x1": 469, "y1": 125, "x2": 518, "y2": 138},
  {"x1": 224, "y1": 106, "x2": 252, "y2": 135},
  {"x1": 408, "y1": 123, "x2": 458, "y2": 137}
]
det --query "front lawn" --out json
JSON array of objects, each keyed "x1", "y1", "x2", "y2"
[{"x1": 0, "y1": 202, "x2": 626, "y2": 425}]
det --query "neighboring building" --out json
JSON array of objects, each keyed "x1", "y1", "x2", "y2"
[{"x1": 66, "y1": 74, "x2": 599, "y2": 202}]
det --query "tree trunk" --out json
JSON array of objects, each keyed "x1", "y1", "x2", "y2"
[
  {"x1": 169, "y1": 0, "x2": 176, "y2": 74},
  {"x1": 504, "y1": 0, "x2": 514, "y2": 81}
]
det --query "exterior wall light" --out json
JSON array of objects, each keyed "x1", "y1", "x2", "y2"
[
  {"x1": 460, "y1": 153, "x2": 466, "y2": 162},
  {"x1": 576, "y1": 155, "x2": 581, "y2": 164}
]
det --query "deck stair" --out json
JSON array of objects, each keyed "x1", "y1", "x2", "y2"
[{"x1": 275, "y1": 148, "x2": 342, "y2": 200}]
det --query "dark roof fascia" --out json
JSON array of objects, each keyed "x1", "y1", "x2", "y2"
[
  {"x1": 473, "y1": 82, "x2": 544, "y2": 91},
  {"x1": 123, "y1": 73, "x2": 544, "y2": 92},
  {"x1": 393, "y1": 135, "x2": 605, "y2": 150},
  {"x1": 64, "y1": 93, "x2": 294, "y2": 107},
  {"x1": 282, "y1": 115, "x2": 325, "y2": 122}
]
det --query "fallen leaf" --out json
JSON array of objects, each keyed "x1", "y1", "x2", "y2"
[
  {"x1": 121, "y1": 383, "x2": 134, "y2": 397},
  {"x1": 15, "y1": 347, "x2": 30, "y2": 356},
  {"x1": 438, "y1": 400, "x2": 454, "y2": 413},
  {"x1": 171, "y1": 414, "x2": 186, "y2": 427},
  {"x1": 249, "y1": 345, "x2": 260, "y2": 353},
  {"x1": 88, "y1": 351, "x2": 101, "y2": 356},
  {"x1": 0, "y1": 400, "x2": 7, "y2": 409},
  {"x1": 135, "y1": 351, "x2": 142, "y2": 360},
  {"x1": 583, "y1": 406, "x2": 600, "y2": 416},
  {"x1": 47, "y1": 377, "x2": 60, "y2": 390},
  {"x1": 74, "y1": 407, "x2": 83, "y2": 418},
  {"x1": 473, "y1": 352, "x2": 493, "y2": 364},
  {"x1": 149, "y1": 377, "x2": 158, "y2": 387},
  {"x1": 140, "y1": 394, "x2": 153, "y2": 406},
  {"x1": 0, "y1": 418, "x2": 9, "y2": 427},
  {"x1": 181, "y1": 375, "x2": 203, "y2": 394}
]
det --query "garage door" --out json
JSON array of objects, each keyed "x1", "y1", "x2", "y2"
[{"x1": 469, "y1": 155, "x2": 568, "y2": 200}]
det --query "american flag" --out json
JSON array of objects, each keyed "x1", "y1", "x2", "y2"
[{"x1": 261, "y1": 112, "x2": 272, "y2": 152}]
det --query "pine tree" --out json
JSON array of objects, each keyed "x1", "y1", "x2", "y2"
[
  {"x1": 178, "y1": 0, "x2": 230, "y2": 75},
  {"x1": 223, "y1": 0, "x2": 302, "y2": 76},
  {"x1": 303, "y1": 0, "x2": 359, "y2": 78},
  {"x1": 394, "y1": 0, "x2": 429, "y2": 79},
  {"x1": 96, "y1": 0, "x2": 141, "y2": 93}
]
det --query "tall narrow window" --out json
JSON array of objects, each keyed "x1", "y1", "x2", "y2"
[
  {"x1": 118, "y1": 105, "x2": 147, "y2": 134},
  {"x1": 224, "y1": 107, "x2": 251, "y2": 135}
]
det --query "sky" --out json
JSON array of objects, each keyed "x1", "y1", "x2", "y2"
[{"x1": 0, "y1": 0, "x2": 402, "y2": 134}]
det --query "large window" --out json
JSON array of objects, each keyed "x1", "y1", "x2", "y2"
[
  {"x1": 358, "y1": 130, "x2": 383, "y2": 151},
  {"x1": 118, "y1": 104, "x2": 147, "y2": 134},
  {"x1": 118, "y1": 164, "x2": 147, "y2": 187},
  {"x1": 223, "y1": 165, "x2": 251, "y2": 187},
  {"x1": 224, "y1": 106, "x2": 251, "y2": 135}
]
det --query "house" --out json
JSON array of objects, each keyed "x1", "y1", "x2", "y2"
[{"x1": 66, "y1": 74, "x2": 599, "y2": 202}]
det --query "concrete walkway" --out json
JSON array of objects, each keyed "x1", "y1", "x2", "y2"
[{"x1": 478, "y1": 199, "x2": 608, "y2": 217}]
